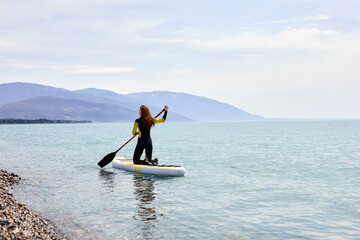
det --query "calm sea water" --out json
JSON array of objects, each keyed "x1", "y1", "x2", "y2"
[{"x1": 1, "y1": 121, "x2": 360, "y2": 239}]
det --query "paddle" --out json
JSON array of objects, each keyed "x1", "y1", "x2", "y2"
[{"x1": 97, "y1": 108, "x2": 166, "y2": 168}]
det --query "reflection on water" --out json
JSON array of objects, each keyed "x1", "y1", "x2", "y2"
[
  {"x1": 98, "y1": 170, "x2": 163, "y2": 239},
  {"x1": 133, "y1": 174, "x2": 160, "y2": 239},
  {"x1": 98, "y1": 169, "x2": 115, "y2": 192}
]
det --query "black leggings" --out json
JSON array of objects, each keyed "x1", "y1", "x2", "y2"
[{"x1": 133, "y1": 138, "x2": 153, "y2": 164}]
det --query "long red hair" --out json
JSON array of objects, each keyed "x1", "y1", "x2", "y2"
[{"x1": 139, "y1": 105, "x2": 155, "y2": 129}]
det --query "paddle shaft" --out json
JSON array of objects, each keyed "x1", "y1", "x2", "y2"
[{"x1": 114, "y1": 108, "x2": 165, "y2": 153}]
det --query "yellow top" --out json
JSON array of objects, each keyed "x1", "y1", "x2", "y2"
[{"x1": 132, "y1": 118, "x2": 165, "y2": 138}]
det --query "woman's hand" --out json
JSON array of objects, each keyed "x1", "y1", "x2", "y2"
[{"x1": 164, "y1": 105, "x2": 169, "y2": 111}]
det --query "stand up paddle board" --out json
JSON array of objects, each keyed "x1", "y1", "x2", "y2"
[{"x1": 112, "y1": 157, "x2": 185, "y2": 176}]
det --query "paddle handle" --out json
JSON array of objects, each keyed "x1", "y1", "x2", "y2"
[
  {"x1": 154, "y1": 108, "x2": 165, "y2": 118},
  {"x1": 114, "y1": 108, "x2": 166, "y2": 153}
]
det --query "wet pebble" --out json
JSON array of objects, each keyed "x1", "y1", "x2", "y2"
[{"x1": 0, "y1": 168, "x2": 67, "y2": 239}]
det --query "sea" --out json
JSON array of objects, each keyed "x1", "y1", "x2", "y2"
[{"x1": 0, "y1": 121, "x2": 359, "y2": 239}]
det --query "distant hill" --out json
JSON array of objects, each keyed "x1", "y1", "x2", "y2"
[
  {"x1": 0, "y1": 82, "x2": 138, "y2": 108},
  {"x1": 0, "y1": 96, "x2": 138, "y2": 122},
  {"x1": 126, "y1": 91, "x2": 263, "y2": 122},
  {"x1": 0, "y1": 82, "x2": 265, "y2": 122},
  {"x1": 0, "y1": 82, "x2": 72, "y2": 105}
]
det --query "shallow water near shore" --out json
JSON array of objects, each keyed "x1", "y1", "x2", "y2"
[{"x1": 1, "y1": 121, "x2": 360, "y2": 239}]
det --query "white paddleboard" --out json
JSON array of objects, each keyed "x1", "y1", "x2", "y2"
[{"x1": 112, "y1": 157, "x2": 186, "y2": 176}]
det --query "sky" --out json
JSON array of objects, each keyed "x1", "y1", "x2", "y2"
[{"x1": 0, "y1": 0, "x2": 360, "y2": 119}]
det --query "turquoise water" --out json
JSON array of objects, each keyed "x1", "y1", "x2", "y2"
[{"x1": 1, "y1": 121, "x2": 360, "y2": 239}]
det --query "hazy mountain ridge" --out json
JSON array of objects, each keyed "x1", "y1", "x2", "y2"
[
  {"x1": 0, "y1": 82, "x2": 264, "y2": 122},
  {"x1": 0, "y1": 96, "x2": 139, "y2": 122},
  {"x1": 126, "y1": 91, "x2": 263, "y2": 122}
]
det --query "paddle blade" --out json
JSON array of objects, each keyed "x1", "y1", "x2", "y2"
[{"x1": 98, "y1": 151, "x2": 117, "y2": 168}]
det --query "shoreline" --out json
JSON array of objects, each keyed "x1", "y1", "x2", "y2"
[{"x1": 0, "y1": 168, "x2": 67, "y2": 239}]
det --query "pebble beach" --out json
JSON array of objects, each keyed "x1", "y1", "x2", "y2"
[{"x1": 0, "y1": 169, "x2": 67, "y2": 240}]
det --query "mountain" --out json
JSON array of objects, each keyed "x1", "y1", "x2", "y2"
[
  {"x1": 0, "y1": 82, "x2": 72, "y2": 105},
  {"x1": 75, "y1": 88, "x2": 263, "y2": 121},
  {"x1": 126, "y1": 91, "x2": 263, "y2": 122},
  {"x1": 0, "y1": 83, "x2": 191, "y2": 121},
  {"x1": 0, "y1": 82, "x2": 136, "y2": 108},
  {"x1": 0, "y1": 96, "x2": 138, "y2": 122},
  {"x1": 0, "y1": 82, "x2": 265, "y2": 122},
  {"x1": 74, "y1": 88, "x2": 164, "y2": 116}
]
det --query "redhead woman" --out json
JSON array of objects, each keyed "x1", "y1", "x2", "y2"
[{"x1": 132, "y1": 105, "x2": 169, "y2": 165}]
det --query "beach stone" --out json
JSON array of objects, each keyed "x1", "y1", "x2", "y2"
[
  {"x1": 0, "y1": 219, "x2": 10, "y2": 225},
  {"x1": 0, "y1": 168, "x2": 67, "y2": 240}
]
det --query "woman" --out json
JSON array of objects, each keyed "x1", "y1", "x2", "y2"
[{"x1": 132, "y1": 105, "x2": 168, "y2": 165}]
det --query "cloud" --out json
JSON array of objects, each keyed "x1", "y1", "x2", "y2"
[
  {"x1": 192, "y1": 28, "x2": 340, "y2": 51},
  {"x1": 303, "y1": 14, "x2": 330, "y2": 21},
  {"x1": 1, "y1": 59, "x2": 135, "y2": 74},
  {"x1": 119, "y1": 18, "x2": 168, "y2": 32},
  {"x1": 255, "y1": 14, "x2": 331, "y2": 25},
  {"x1": 52, "y1": 65, "x2": 135, "y2": 74},
  {"x1": 143, "y1": 27, "x2": 341, "y2": 52},
  {"x1": 0, "y1": 0, "x2": 146, "y2": 23},
  {"x1": 143, "y1": 38, "x2": 200, "y2": 44},
  {"x1": 3, "y1": 59, "x2": 43, "y2": 69},
  {"x1": 0, "y1": 0, "x2": 168, "y2": 36},
  {"x1": 164, "y1": 69, "x2": 193, "y2": 75},
  {"x1": 0, "y1": 38, "x2": 19, "y2": 49},
  {"x1": 237, "y1": 54, "x2": 262, "y2": 58}
]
